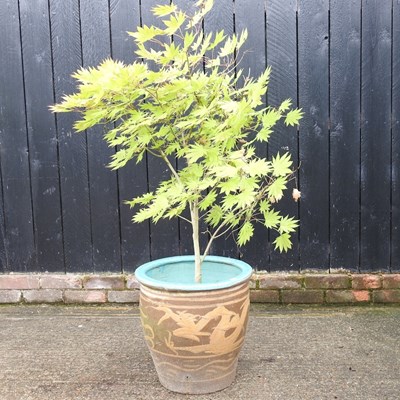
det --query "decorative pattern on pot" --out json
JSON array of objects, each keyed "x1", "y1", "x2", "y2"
[{"x1": 139, "y1": 281, "x2": 250, "y2": 394}]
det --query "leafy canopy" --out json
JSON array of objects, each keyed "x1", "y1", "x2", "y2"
[{"x1": 51, "y1": 0, "x2": 302, "y2": 254}]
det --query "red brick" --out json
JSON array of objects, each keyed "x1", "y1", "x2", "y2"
[
  {"x1": 40, "y1": 275, "x2": 82, "y2": 289},
  {"x1": 326, "y1": 290, "x2": 370, "y2": 304},
  {"x1": 64, "y1": 290, "x2": 107, "y2": 304},
  {"x1": 304, "y1": 275, "x2": 350, "y2": 289},
  {"x1": 0, "y1": 275, "x2": 40, "y2": 290},
  {"x1": 382, "y1": 275, "x2": 400, "y2": 289},
  {"x1": 22, "y1": 290, "x2": 63, "y2": 303},
  {"x1": 373, "y1": 290, "x2": 400, "y2": 303},
  {"x1": 0, "y1": 290, "x2": 21, "y2": 303},
  {"x1": 126, "y1": 275, "x2": 140, "y2": 289},
  {"x1": 281, "y1": 290, "x2": 324, "y2": 304},
  {"x1": 352, "y1": 274, "x2": 381, "y2": 289},
  {"x1": 258, "y1": 275, "x2": 303, "y2": 290},
  {"x1": 83, "y1": 276, "x2": 124, "y2": 290},
  {"x1": 108, "y1": 290, "x2": 140, "y2": 303},
  {"x1": 250, "y1": 290, "x2": 280, "y2": 303}
]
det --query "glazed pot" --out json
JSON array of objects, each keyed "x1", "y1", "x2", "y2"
[{"x1": 135, "y1": 255, "x2": 253, "y2": 394}]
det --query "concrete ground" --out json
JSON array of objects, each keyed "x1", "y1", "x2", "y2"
[{"x1": 0, "y1": 305, "x2": 399, "y2": 400}]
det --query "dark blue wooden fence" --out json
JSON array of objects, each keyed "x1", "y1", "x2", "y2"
[{"x1": 0, "y1": 0, "x2": 399, "y2": 273}]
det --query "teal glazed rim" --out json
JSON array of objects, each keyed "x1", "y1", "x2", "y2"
[{"x1": 135, "y1": 255, "x2": 253, "y2": 291}]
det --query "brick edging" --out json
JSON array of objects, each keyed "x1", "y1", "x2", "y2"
[
  {"x1": 251, "y1": 273, "x2": 400, "y2": 304},
  {"x1": 0, "y1": 273, "x2": 399, "y2": 305}
]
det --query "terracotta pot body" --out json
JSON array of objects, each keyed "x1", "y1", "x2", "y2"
[{"x1": 135, "y1": 256, "x2": 252, "y2": 394}]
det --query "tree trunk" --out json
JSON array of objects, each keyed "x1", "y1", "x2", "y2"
[{"x1": 190, "y1": 202, "x2": 202, "y2": 283}]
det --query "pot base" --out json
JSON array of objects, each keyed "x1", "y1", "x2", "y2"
[{"x1": 155, "y1": 354, "x2": 238, "y2": 394}]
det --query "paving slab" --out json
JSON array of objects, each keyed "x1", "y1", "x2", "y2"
[{"x1": 0, "y1": 305, "x2": 399, "y2": 400}]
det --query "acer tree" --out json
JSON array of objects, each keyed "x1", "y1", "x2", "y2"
[{"x1": 52, "y1": 0, "x2": 302, "y2": 282}]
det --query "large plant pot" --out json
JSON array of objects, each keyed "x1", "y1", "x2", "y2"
[{"x1": 135, "y1": 255, "x2": 253, "y2": 394}]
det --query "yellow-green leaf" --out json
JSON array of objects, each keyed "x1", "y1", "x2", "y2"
[
  {"x1": 219, "y1": 176, "x2": 241, "y2": 194},
  {"x1": 278, "y1": 216, "x2": 299, "y2": 234},
  {"x1": 268, "y1": 177, "x2": 287, "y2": 202},
  {"x1": 236, "y1": 29, "x2": 248, "y2": 50},
  {"x1": 274, "y1": 233, "x2": 292, "y2": 252},
  {"x1": 262, "y1": 108, "x2": 281, "y2": 128},
  {"x1": 218, "y1": 34, "x2": 237, "y2": 58},
  {"x1": 243, "y1": 159, "x2": 272, "y2": 177},
  {"x1": 271, "y1": 152, "x2": 293, "y2": 177},
  {"x1": 263, "y1": 209, "x2": 281, "y2": 229},
  {"x1": 285, "y1": 108, "x2": 303, "y2": 126},
  {"x1": 163, "y1": 11, "x2": 186, "y2": 35},
  {"x1": 183, "y1": 31, "x2": 195, "y2": 49},
  {"x1": 256, "y1": 127, "x2": 273, "y2": 142},
  {"x1": 238, "y1": 221, "x2": 254, "y2": 246},
  {"x1": 207, "y1": 30, "x2": 226, "y2": 51},
  {"x1": 128, "y1": 26, "x2": 163, "y2": 43},
  {"x1": 279, "y1": 99, "x2": 292, "y2": 113},
  {"x1": 199, "y1": 190, "x2": 217, "y2": 211},
  {"x1": 152, "y1": 3, "x2": 177, "y2": 17},
  {"x1": 206, "y1": 205, "x2": 223, "y2": 227}
]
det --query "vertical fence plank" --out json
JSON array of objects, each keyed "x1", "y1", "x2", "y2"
[
  {"x1": 266, "y1": 0, "x2": 299, "y2": 272},
  {"x1": 360, "y1": 0, "x2": 392, "y2": 272},
  {"x1": 110, "y1": 0, "x2": 139, "y2": 65},
  {"x1": 110, "y1": 0, "x2": 150, "y2": 272},
  {"x1": 204, "y1": 0, "x2": 238, "y2": 259},
  {"x1": 0, "y1": 0, "x2": 35, "y2": 272},
  {"x1": 80, "y1": 0, "x2": 121, "y2": 272},
  {"x1": 19, "y1": 0, "x2": 64, "y2": 272},
  {"x1": 298, "y1": 0, "x2": 330, "y2": 270},
  {"x1": 0, "y1": 171, "x2": 6, "y2": 272},
  {"x1": 50, "y1": 0, "x2": 92, "y2": 272},
  {"x1": 141, "y1": 0, "x2": 180, "y2": 260},
  {"x1": 330, "y1": 0, "x2": 361, "y2": 271},
  {"x1": 235, "y1": 0, "x2": 265, "y2": 82},
  {"x1": 392, "y1": 0, "x2": 400, "y2": 272},
  {"x1": 235, "y1": 0, "x2": 269, "y2": 269}
]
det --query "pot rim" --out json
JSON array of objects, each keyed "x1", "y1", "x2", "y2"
[{"x1": 135, "y1": 255, "x2": 253, "y2": 291}]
